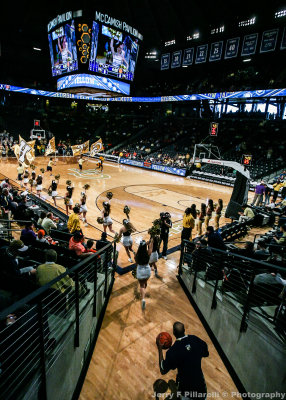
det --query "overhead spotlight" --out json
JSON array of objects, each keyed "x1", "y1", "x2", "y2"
[
  {"x1": 33, "y1": 47, "x2": 42, "y2": 51},
  {"x1": 243, "y1": 58, "x2": 252, "y2": 62}
]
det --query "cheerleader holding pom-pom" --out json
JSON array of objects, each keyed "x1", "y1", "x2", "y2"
[
  {"x1": 23, "y1": 169, "x2": 30, "y2": 191},
  {"x1": 102, "y1": 201, "x2": 115, "y2": 234},
  {"x1": 80, "y1": 191, "x2": 88, "y2": 227},
  {"x1": 36, "y1": 174, "x2": 43, "y2": 198},
  {"x1": 64, "y1": 181, "x2": 74, "y2": 215},
  {"x1": 48, "y1": 180, "x2": 58, "y2": 206},
  {"x1": 118, "y1": 218, "x2": 137, "y2": 263}
]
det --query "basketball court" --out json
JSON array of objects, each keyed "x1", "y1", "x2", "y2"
[{"x1": 0, "y1": 156, "x2": 240, "y2": 398}]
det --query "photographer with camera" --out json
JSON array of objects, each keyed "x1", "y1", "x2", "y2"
[{"x1": 159, "y1": 212, "x2": 172, "y2": 260}]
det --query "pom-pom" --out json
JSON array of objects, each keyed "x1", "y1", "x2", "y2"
[
  {"x1": 124, "y1": 205, "x2": 131, "y2": 216},
  {"x1": 40, "y1": 168, "x2": 45, "y2": 174},
  {"x1": 64, "y1": 197, "x2": 70, "y2": 205},
  {"x1": 97, "y1": 217, "x2": 104, "y2": 224},
  {"x1": 48, "y1": 188, "x2": 52, "y2": 196},
  {"x1": 29, "y1": 179, "x2": 34, "y2": 186},
  {"x1": 114, "y1": 232, "x2": 120, "y2": 243},
  {"x1": 66, "y1": 180, "x2": 72, "y2": 185},
  {"x1": 152, "y1": 219, "x2": 161, "y2": 227},
  {"x1": 30, "y1": 164, "x2": 36, "y2": 170},
  {"x1": 106, "y1": 191, "x2": 113, "y2": 200},
  {"x1": 55, "y1": 174, "x2": 60, "y2": 180},
  {"x1": 74, "y1": 202, "x2": 80, "y2": 208},
  {"x1": 83, "y1": 184, "x2": 90, "y2": 191},
  {"x1": 148, "y1": 225, "x2": 161, "y2": 237}
]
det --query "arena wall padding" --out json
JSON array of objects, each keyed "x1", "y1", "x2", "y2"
[{"x1": 225, "y1": 171, "x2": 249, "y2": 219}]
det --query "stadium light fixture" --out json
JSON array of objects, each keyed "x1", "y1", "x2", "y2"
[
  {"x1": 275, "y1": 9, "x2": 286, "y2": 18},
  {"x1": 238, "y1": 17, "x2": 256, "y2": 27},
  {"x1": 33, "y1": 47, "x2": 42, "y2": 51},
  {"x1": 243, "y1": 58, "x2": 252, "y2": 62},
  {"x1": 165, "y1": 39, "x2": 175, "y2": 46}
]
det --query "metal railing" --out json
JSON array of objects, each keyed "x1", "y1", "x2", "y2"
[
  {"x1": 0, "y1": 240, "x2": 116, "y2": 400},
  {"x1": 179, "y1": 239, "x2": 286, "y2": 337}
]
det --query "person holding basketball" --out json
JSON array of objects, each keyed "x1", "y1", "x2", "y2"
[
  {"x1": 135, "y1": 240, "x2": 153, "y2": 310},
  {"x1": 156, "y1": 321, "x2": 209, "y2": 399}
]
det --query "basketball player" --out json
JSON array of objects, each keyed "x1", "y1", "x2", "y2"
[
  {"x1": 58, "y1": 36, "x2": 73, "y2": 69},
  {"x1": 135, "y1": 240, "x2": 153, "y2": 309},
  {"x1": 118, "y1": 219, "x2": 136, "y2": 263},
  {"x1": 156, "y1": 321, "x2": 209, "y2": 399}
]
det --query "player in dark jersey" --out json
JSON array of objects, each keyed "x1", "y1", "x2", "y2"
[{"x1": 157, "y1": 321, "x2": 209, "y2": 399}]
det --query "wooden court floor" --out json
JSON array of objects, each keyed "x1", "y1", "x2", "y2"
[{"x1": 1, "y1": 157, "x2": 240, "y2": 399}]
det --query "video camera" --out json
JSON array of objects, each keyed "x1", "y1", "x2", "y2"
[{"x1": 160, "y1": 212, "x2": 171, "y2": 220}]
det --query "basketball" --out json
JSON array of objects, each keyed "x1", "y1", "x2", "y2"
[{"x1": 156, "y1": 332, "x2": 172, "y2": 349}]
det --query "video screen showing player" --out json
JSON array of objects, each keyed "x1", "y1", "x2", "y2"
[
  {"x1": 89, "y1": 24, "x2": 139, "y2": 81},
  {"x1": 48, "y1": 20, "x2": 78, "y2": 76}
]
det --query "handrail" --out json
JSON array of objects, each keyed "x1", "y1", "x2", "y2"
[{"x1": 0, "y1": 241, "x2": 113, "y2": 319}]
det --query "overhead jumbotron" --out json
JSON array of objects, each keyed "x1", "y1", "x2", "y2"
[{"x1": 47, "y1": 10, "x2": 142, "y2": 97}]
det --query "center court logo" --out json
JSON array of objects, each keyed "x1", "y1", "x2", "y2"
[{"x1": 67, "y1": 168, "x2": 110, "y2": 180}]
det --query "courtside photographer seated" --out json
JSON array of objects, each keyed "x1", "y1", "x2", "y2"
[{"x1": 238, "y1": 204, "x2": 255, "y2": 223}]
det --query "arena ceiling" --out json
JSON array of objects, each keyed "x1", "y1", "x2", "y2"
[{"x1": 0, "y1": 0, "x2": 285, "y2": 89}]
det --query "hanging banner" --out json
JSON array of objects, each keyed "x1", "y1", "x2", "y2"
[
  {"x1": 45, "y1": 137, "x2": 56, "y2": 156},
  {"x1": 18, "y1": 139, "x2": 32, "y2": 164},
  {"x1": 171, "y1": 50, "x2": 182, "y2": 68},
  {"x1": 90, "y1": 138, "x2": 104, "y2": 156},
  {"x1": 161, "y1": 53, "x2": 170, "y2": 70},
  {"x1": 225, "y1": 38, "x2": 240, "y2": 59},
  {"x1": 209, "y1": 41, "x2": 223, "y2": 62},
  {"x1": 241, "y1": 33, "x2": 258, "y2": 56},
  {"x1": 195, "y1": 44, "x2": 208, "y2": 64},
  {"x1": 18, "y1": 136, "x2": 35, "y2": 164},
  {"x1": 182, "y1": 48, "x2": 194, "y2": 66},
  {"x1": 260, "y1": 29, "x2": 278, "y2": 53},
  {"x1": 71, "y1": 140, "x2": 89, "y2": 156},
  {"x1": 280, "y1": 27, "x2": 286, "y2": 50}
]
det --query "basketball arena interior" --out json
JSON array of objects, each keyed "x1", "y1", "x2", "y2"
[{"x1": 1, "y1": 1, "x2": 286, "y2": 399}]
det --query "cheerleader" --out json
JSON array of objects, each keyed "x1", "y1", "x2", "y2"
[
  {"x1": 17, "y1": 163, "x2": 24, "y2": 182},
  {"x1": 23, "y1": 170, "x2": 30, "y2": 190},
  {"x1": 205, "y1": 199, "x2": 214, "y2": 231},
  {"x1": 30, "y1": 171, "x2": 36, "y2": 193},
  {"x1": 214, "y1": 199, "x2": 223, "y2": 230},
  {"x1": 102, "y1": 201, "x2": 115, "y2": 233},
  {"x1": 195, "y1": 203, "x2": 206, "y2": 236},
  {"x1": 80, "y1": 191, "x2": 88, "y2": 226},
  {"x1": 49, "y1": 180, "x2": 58, "y2": 206},
  {"x1": 118, "y1": 219, "x2": 136, "y2": 263},
  {"x1": 148, "y1": 235, "x2": 160, "y2": 277},
  {"x1": 65, "y1": 184, "x2": 74, "y2": 215},
  {"x1": 36, "y1": 174, "x2": 43, "y2": 197},
  {"x1": 135, "y1": 240, "x2": 153, "y2": 310},
  {"x1": 47, "y1": 158, "x2": 54, "y2": 176}
]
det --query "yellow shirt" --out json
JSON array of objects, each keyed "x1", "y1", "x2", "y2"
[
  {"x1": 183, "y1": 214, "x2": 195, "y2": 229},
  {"x1": 273, "y1": 183, "x2": 283, "y2": 192},
  {"x1": 36, "y1": 262, "x2": 74, "y2": 293},
  {"x1": 48, "y1": 160, "x2": 53, "y2": 167},
  {"x1": 17, "y1": 166, "x2": 24, "y2": 174},
  {"x1": 67, "y1": 213, "x2": 81, "y2": 233},
  {"x1": 78, "y1": 158, "x2": 83, "y2": 166}
]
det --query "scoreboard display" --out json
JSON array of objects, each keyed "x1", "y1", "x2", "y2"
[
  {"x1": 209, "y1": 122, "x2": 219, "y2": 136},
  {"x1": 242, "y1": 154, "x2": 252, "y2": 166},
  {"x1": 47, "y1": 10, "x2": 142, "y2": 84}
]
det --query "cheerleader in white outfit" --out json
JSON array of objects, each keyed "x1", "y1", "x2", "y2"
[
  {"x1": 49, "y1": 180, "x2": 58, "y2": 206},
  {"x1": 102, "y1": 201, "x2": 115, "y2": 234},
  {"x1": 65, "y1": 185, "x2": 74, "y2": 215},
  {"x1": 118, "y1": 219, "x2": 136, "y2": 263},
  {"x1": 80, "y1": 192, "x2": 88, "y2": 226},
  {"x1": 36, "y1": 175, "x2": 43, "y2": 197},
  {"x1": 23, "y1": 170, "x2": 30, "y2": 191},
  {"x1": 148, "y1": 235, "x2": 159, "y2": 278},
  {"x1": 135, "y1": 240, "x2": 153, "y2": 310},
  {"x1": 30, "y1": 171, "x2": 36, "y2": 193}
]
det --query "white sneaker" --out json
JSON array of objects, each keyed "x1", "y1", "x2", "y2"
[
  {"x1": 84, "y1": 223, "x2": 88, "y2": 227},
  {"x1": 163, "y1": 256, "x2": 167, "y2": 260},
  {"x1": 142, "y1": 299, "x2": 146, "y2": 310},
  {"x1": 128, "y1": 257, "x2": 133, "y2": 263}
]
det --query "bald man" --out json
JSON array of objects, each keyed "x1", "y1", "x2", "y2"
[{"x1": 156, "y1": 322, "x2": 209, "y2": 399}]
